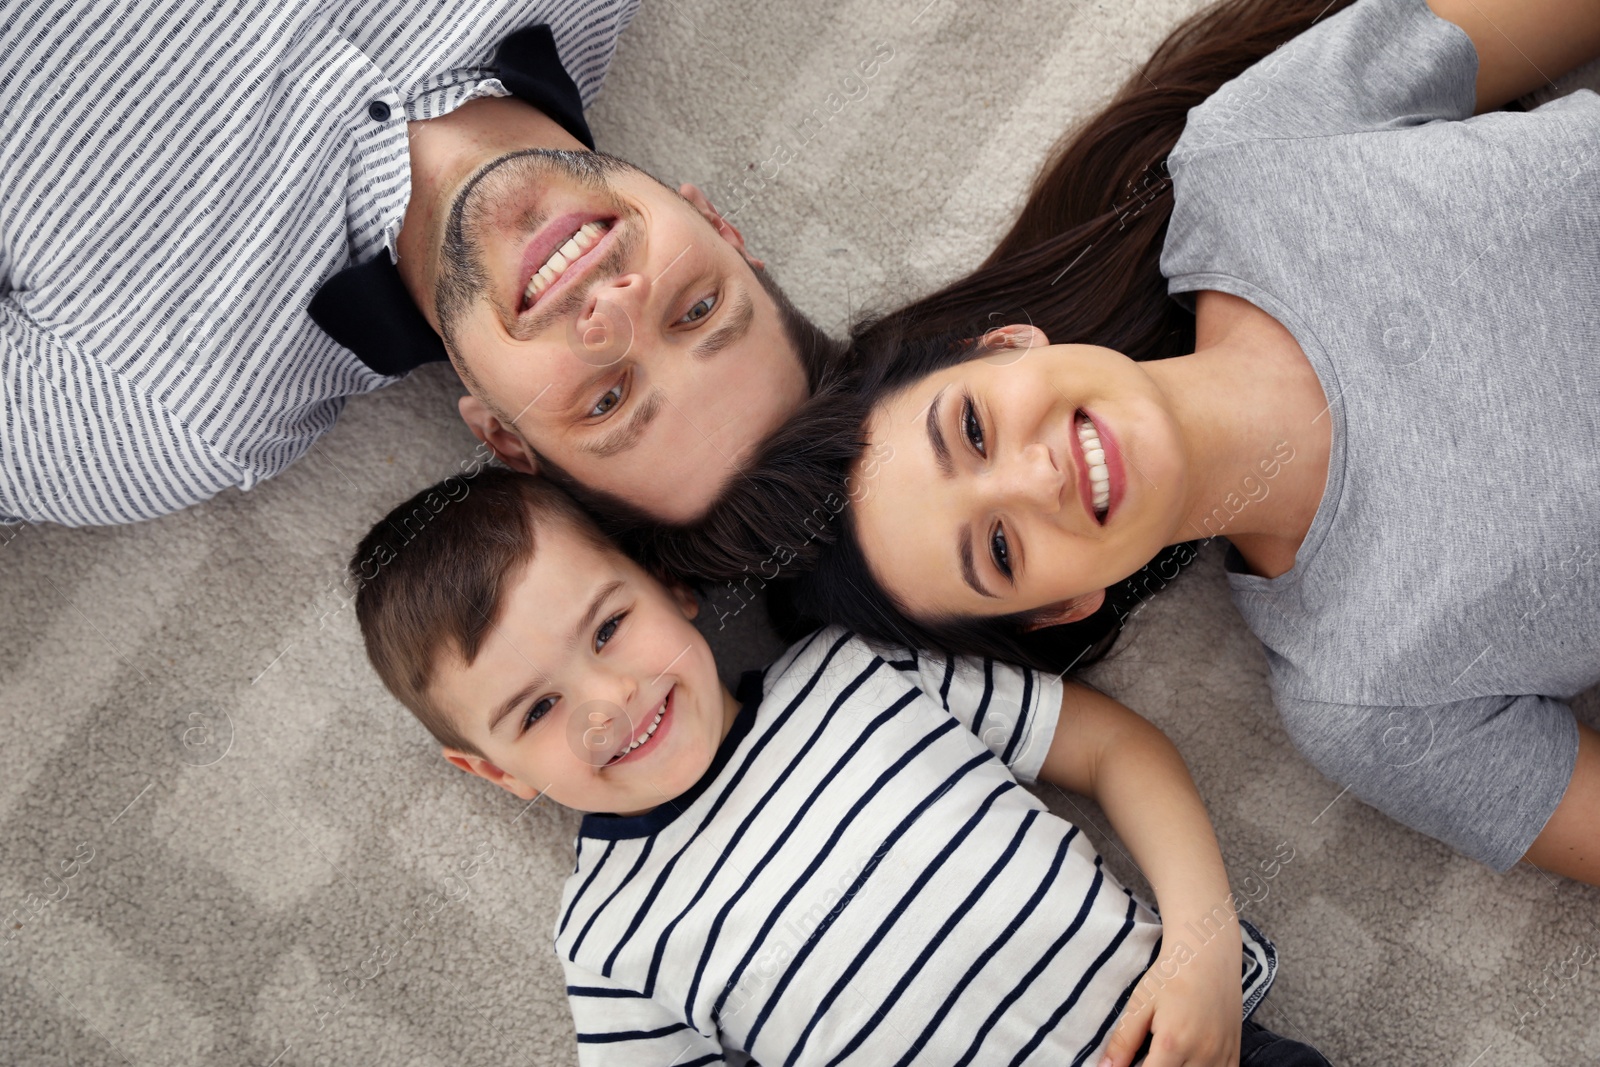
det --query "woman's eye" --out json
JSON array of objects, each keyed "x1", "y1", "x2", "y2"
[
  {"x1": 589, "y1": 383, "x2": 623, "y2": 418},
  {"x1": 595, "y1": 611, "x2": 627, "y2": 651},
  {"x1": 962, "y1": 396, "x2": 986, "y2": 457},
  {"x1": 678, "y1": 295, "x2": 716, "y2": 324},
  {"x1": 522, "y1": 696, "x2": 557, "y2": 733},
  {"x1": 990, "y1": 524, "x2": 1013, "y2": 580}
]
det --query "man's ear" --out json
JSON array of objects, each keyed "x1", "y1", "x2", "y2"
[
  {"x1": 679, "y1": 183, "x2": 764, "y2": 270},
  {"x1": 442, "y1": 748, "x2": 541, "y2": 801},
  {"x1": 979, "y1": 323, "x2": 1051, "y2": 352},
  {"x1": 1021, "y1": 589, "x2": 1106, "y2": 631},
  {"x1": 458, "y1": 394, "x2": 539, "y2": 475}
]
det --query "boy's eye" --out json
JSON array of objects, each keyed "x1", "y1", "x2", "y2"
[
  {"x1": 589, "y1": 383, "x2": 623, "y2": 419},
  {"x1": 962, "y1": 395, "x2": 986, "y2": 457},
  {"x1": 522, "y1": 696, "x2": 557, "y2": 734},
  {"x1": 595, "y1": 611, "x2": 626, "y2": 651},
  {"x1": 990, "y1": 524, "x2": 1012, "y2": 580},
  {"x1": 678, "y1": 295, "x2": 716, "y2": 325}
]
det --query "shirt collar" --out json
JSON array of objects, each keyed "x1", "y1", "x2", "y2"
[{"x1": 307, "y1": 24, "x2": 597, "y2": 377}]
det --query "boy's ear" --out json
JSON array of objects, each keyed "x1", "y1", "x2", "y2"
[
  {"x1": 665, "y1": 578, "x2": 700, "y2": 622},
  {"x1": 442, "y1": 748, "x2": 541, "y2": 801},
  {"x1": 1021, "y1": 589, "x2": 1105, "y2": 631},
  {"x1": 459, "y1": 395, "x2": 540, "y2": 475},
  {"x1": 679, "y1": 183, "x2": 764, "y2": 270}
]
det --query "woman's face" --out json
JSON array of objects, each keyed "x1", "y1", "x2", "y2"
[{"x1": 852, "y1": 329, "x2": 1191, "y2": 622}]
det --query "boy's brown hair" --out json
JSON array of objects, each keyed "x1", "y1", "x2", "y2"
[{"x1": 350, "y1": 466, "x2": 611, "y2": 757}]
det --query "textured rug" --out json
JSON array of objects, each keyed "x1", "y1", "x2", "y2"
[{"x1": 4, "y1": 0, "x2": 1598, "y2": 1063}]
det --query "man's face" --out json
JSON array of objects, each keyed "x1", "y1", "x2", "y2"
[{"x1": 430, "y1": 150, "x2": 809, "y2": 523}]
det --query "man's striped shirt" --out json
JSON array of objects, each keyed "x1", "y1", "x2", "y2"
[
  {"x1": 556, "y1": 627, "x2": 1277, "y2": 1065},
  {"x1": 0, "y1": 0, "x2": 637, "y2": 525}
]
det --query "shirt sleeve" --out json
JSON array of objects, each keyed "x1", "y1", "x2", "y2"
[
  {"x1": 1173, "y1": 0, "x2": 1479, "y2": 159},
  {"x1": 563, "y1": 962, "x2": 728, "y2": 1067},
  {"x1": 1274, "y1": 691, "x2": 1579, "y2": 871},
  {"x1": 0, "y1": 303, "x2": 242, "y2": 526},
  {"x1": 899, "y1": 650, "x2": 1063, "y2": 784}
]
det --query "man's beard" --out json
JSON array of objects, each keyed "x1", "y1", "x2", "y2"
[{"x1": 435, "y1": 148, "x2": 642, "y2": 345}]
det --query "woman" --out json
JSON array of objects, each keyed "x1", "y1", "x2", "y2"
[{"x1": 653, "y1": 0, "x2": 1600, "y2": 885}]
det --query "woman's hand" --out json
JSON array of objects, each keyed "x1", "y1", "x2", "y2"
[{"x1": 1098, "y1": 932, "x2": 1242, "y2": 1067}]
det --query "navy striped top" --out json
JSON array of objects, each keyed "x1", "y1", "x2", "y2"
[
  {"x1": 556, "y1": 627, "x2": 1277, "y2": 1065},
  {"x1": 0, "y1": 0, "x2": 637, "y2": 525}
]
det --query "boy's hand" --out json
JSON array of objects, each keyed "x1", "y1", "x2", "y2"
[{"x1": 1098, "y1": 935, "x2": 1242, "y2": 1067}]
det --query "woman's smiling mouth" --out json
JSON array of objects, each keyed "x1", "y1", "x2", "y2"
[{"x1": 1075, "y1": 412, "x2": 1111, "y2": 523}]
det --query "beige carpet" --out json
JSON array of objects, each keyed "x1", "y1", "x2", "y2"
[{"x1": 4, "y1": 0, "x2": 1599, "y2": 1063}]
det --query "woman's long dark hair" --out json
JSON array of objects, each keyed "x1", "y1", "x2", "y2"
[{"x1": 633, "y1": 0, "x2": 1359, "y2": 673}]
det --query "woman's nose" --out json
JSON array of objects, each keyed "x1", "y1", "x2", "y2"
[{"x1": 995, "y1": 441, "x2": 1063, "y2": 513}]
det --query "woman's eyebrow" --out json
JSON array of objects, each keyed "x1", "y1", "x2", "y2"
[
  {"x1": 959, "y1": 529, "x2": 998, "y2": 599},
  {"x1": 926, "y1": 385, "x2": 954, "y2": 477}
]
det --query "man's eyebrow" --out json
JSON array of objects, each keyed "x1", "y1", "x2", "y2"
[
  {"x1": 690, "y1": 289, "x2": 755, "y2": 360},
  {"x1": 926, "y1": 386, "x2": 953, "y2": 477},
  {"x1": 577, "y1": 389, "x2": 664, "y2": 458},
  {"x1": 486, "y1": 579, "x2": 626, "y2": 736},
  {"x1": 958, "y1": 527, "x2": 998, "y2": 599}
]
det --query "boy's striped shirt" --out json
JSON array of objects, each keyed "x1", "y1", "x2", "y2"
[{"x1": 556, "y1": 627, "x2": 1276, "y2": 1065}]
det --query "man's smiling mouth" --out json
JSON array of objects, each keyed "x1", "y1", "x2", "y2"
[{"x1": 519, "y1": 216, "x2": 615, "y2": 312}]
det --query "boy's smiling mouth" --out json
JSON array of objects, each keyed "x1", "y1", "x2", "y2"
[{"x1": 607, "y1": 684, "x2": 673, "y2": 766}]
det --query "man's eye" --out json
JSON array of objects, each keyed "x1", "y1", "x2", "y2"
[
  {"x1": 678, "y1": 295, "x2": 716, "y2": 324},
  {"x1": 991, "y1": 524, "x2": 1013, "y2": 580},
  {"x1": 522, "y1": 696, "x2": 557, "y2": 733},
  {"x1": 962, "y1": 396, "x2": 986, "y2": 457},
  {"x1": 595, "y1": 611, "x2": 627, "y2": 651},
  {"x1": 589, "y1": 384, "x2": 623, "y2": 418}
]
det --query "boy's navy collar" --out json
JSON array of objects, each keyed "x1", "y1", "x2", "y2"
[
  {"x1": 579, "y1": 669, "x2": 766, "y2": 841},
  {"x1": 306, "y1": 24, "x2": 596, "y2": 378}
]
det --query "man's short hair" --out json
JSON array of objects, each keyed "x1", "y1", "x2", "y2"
[{"x1": 350, "y1": 466, "x2": 611, "y2": 756}]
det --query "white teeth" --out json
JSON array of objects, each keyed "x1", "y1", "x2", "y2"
[
  {"x1": 1076, "y1": 415, "x2": 1111, "y2": 516},
  {"x1": 614, "y1": 695, "x2": 668, "y2": 761},
  {"x1": 523, "y1": 220, "x2": 611, "y2": 306}
]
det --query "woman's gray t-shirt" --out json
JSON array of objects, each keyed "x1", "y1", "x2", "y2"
[{"x1": 1160, "y1": 0, "x2": 1599, "y2": 869}]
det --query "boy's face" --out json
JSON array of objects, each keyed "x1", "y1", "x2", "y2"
[{"x1": 430, "y1": 518, "x2": 740, "y2": 817}]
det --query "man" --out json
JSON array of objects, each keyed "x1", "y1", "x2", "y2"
[{"x1": 1, "y1": 0, "x2": 830, "y2": 527}]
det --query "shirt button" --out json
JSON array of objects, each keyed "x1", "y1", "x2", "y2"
[{"x1": 367, "y1": 100, "x2": 391, "y2": 122}]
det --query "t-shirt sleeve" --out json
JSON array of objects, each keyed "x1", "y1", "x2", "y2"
[
  {"x1": 898, "y1": 649, "x2": 1063, "y2": 784},
  {"x1": 1274, "y1": 692, "x2": 1579, "y2": 871},
  {"x1": 1172, "y1": 0, "x2": 1479, "y2": 159},
  {"x1": 563, "y1": 961, "x2": 728, "y2": 1066}
]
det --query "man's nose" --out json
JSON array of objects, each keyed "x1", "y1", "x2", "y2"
[
  {"x1": 572, "y1": 272, "x2": 651, "y2": 363},
  {"x1": 994, "y1": 441, "x2": 1063, "y2": 514}
]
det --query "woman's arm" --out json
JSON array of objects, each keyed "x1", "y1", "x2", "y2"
[
  {"x1": 1426, "y1": 0, "x2": 1600, "y2": 113},
  {"x1": 1040, "y1": 683, "x2": 1242, "y2": 1067}
]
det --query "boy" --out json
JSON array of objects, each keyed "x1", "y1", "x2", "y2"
[{"x1": 351, "y1": 468, "x2": 1331, "y2": 1066}]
